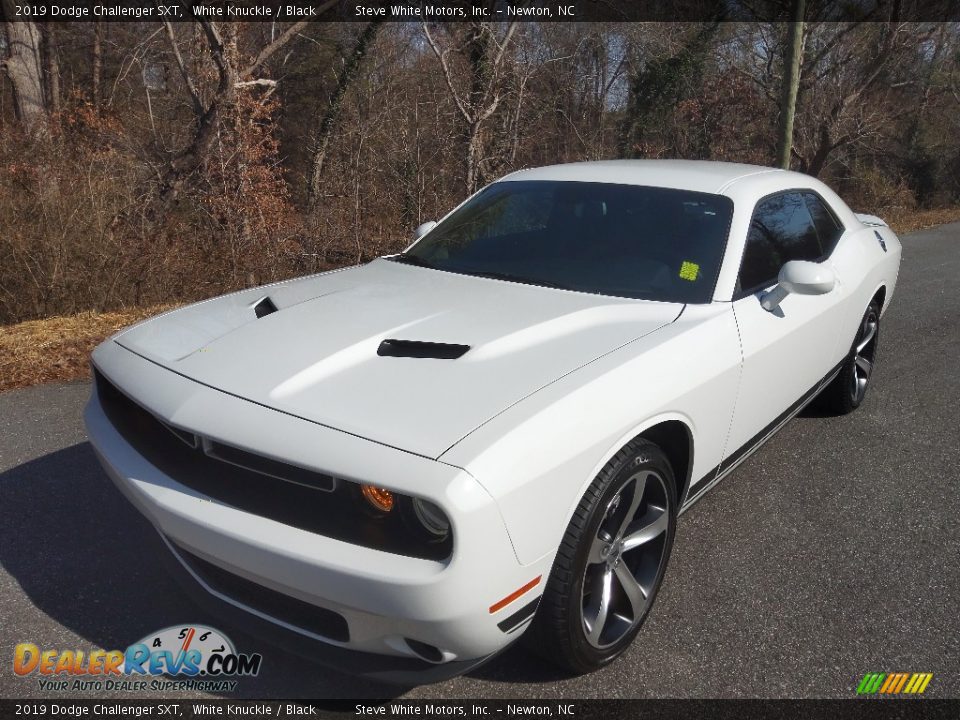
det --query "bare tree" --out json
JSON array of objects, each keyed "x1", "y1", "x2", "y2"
[
  {"x1": 158, "y1": 12, "x2": 318, "y2": 205},
  {"x1": 307, "y1": 20, "x2": 384, "y2": 207},
  {"x1": 1, "y1": 0, "x2": 48, "y2": 133},
  {"x1": 792, "y1": 21, "x2": 936, "y2": 177},
  {"x1": 157, "y1": 19, "x2": 238, "y2": 204},
  {"x1": 40, "y1": 22, "x2": 60, "y2": 114},
  {"x1": 3, "y1": 17, "x2": 959, "y2": 327},
  {"x1": 423, "y1": 19, "x2": 518, "y2": 194}
]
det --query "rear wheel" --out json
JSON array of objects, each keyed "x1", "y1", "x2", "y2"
[
  {"x1": 527, "y1": 438, "x2": 676, "y2": 674},
  {"x1": 819, "y1": 300, "x2": 880, "y2": 414}
]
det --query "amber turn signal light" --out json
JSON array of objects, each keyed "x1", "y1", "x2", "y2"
[{"x1": 361, "y1": 484, "x2": 395, "y2": 512}]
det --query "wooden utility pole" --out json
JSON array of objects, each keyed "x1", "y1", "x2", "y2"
[{"x1": 776, "y1": 0, "x2": 806, "y2": 170}]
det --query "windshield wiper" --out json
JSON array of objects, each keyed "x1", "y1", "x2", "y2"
[
  {"x1": 462, "y1": 270, "x2": 572, "y2": 291},
  {"x1": 388, "y1": 252, "x2": 436, "y2": 268}
]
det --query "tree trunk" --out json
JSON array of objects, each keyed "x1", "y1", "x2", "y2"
[
  {"x1": 307, "y1": 20, "x2": 383, "y2": 207},
  {"x1": 775, "y1": 0, "x2": 806, "y2": 170},
  {"x1": 91, "y1": 21, "x2": 102, "y2": 110},
  {"x1": 465, "y1": 120, "x2": 483, "y2": 195},
  {"x1": 41, "y1": 22, "x2": 59, "y2": 114},
  {"x1": 463, "y1": 23, "x2": 492, "y2": 194},
  {"x1": 155, "y1": 18, "x2": 307, "y2": 211},
  {"x1": 422, "y1": 20, "x2": 516, "y2": 195},
  {"x1": 157, "y1": 21, "x2": 237, "y2": 206},
  {"x1": 1, "y1": 0, "x2": 48, "y2": 133}
]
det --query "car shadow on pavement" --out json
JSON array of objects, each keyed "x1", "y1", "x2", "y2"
[
  {"x1": 466, "y1": 645, "x2": 578, "y2": 684},
  {"x1": 0, "y1": 442, "x2": 406, "y2": 700}
]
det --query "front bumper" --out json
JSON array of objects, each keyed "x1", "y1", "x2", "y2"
[
  {"x1": 144, "y1": 526, "x2": 501, "y2": 684},
  {"x1": 85, "y1": 342, "x2": 546, "y2": 679}
]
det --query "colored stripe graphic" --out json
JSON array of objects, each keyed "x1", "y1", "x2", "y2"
[
  {"x1": 904, "y1": 674, "x2": 920, "y2": 694},
  {"x1": 879, "y1": 674, "x2": 897, "y2": 693},
  {"x1": 857, "y1": 673, "x2": 881, "y2": 694},
  {"x1": 857, "y1": 672, "x2": 932, "y2": 695}
]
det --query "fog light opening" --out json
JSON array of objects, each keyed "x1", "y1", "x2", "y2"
[{"x1": 405, "y1": 638, "x2": 445, "y2": 664}]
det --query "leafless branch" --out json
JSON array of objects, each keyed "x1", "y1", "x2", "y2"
[
  {"x1": 422, "y1": 22, "x2": 472, "y2": 123},
  {"x1": 162, "y1": 20, "x2": 203, "y2": 117},
  {"x1": 235, "y1": 78, "x2": 278, "y2": 89},
  {"x1": 240, "y1": 17, "x2": 317, "y2": 80}
]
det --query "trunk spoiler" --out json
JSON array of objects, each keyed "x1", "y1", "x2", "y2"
[{"x1": 855, "y1": 213, "x2": 888, "y2": 228}]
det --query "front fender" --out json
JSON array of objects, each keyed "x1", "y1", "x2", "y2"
[{"x1": 441, "y1": 303, "x2": 741, "y2": 566}]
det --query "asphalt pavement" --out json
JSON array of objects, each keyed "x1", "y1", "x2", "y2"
[{"x1": 1, "y1": 222, "x2": 958, "y2": 699}]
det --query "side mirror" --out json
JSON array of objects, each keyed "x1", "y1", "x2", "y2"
[
  {"x1": 413, "y1": 221, "x2": 437, "y2": 241},
  {"x1": 760, "y1": 260, "x2": 835, "y2": 312}
]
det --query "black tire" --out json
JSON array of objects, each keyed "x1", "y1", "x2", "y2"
[
  {"x1": 526, "y1": 438, "x2": 677, "y2": 674},
  {"x1": 818, "y1": 299, "x2": 881, "y2": 415}
]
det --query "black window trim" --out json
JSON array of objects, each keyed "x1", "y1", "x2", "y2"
[{"x1": 733, "y1": 188, "x2": 847, "y2": 301}]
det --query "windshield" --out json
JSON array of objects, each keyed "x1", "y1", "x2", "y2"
[{"x1": 394, "y1": 180, "x2": 733, "y2": 304}]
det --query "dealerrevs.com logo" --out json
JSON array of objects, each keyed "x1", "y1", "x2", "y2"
[
  {"x1": 857, "y1": 672, "x2": 934, "y2": 695},
  {"x1": 13, "y1": 625, "x2": 262, "y2": 693}
]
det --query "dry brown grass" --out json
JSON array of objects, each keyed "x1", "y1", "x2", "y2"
[
  {"x1": 886, "y1": 206, "x2": 960, "y2": 235},
  {"x1": 0, "y1": 305, "x2": 177, "y2": 393},
  {"x1": 2, "y1": 207, "x2": 960, "y2": 394}
]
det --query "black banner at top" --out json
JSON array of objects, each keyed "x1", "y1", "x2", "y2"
[{"x1": 2, "y1": 0, "x2": 959, "y2": 23}]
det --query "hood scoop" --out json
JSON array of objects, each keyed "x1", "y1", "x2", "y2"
[{"x1": 377, "y1": 339, "x2": 470, "y2": 359}]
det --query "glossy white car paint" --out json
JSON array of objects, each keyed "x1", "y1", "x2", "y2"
[
  {"x1": 114, "y1": 261, "x2": 682, "y2": 459},
  {"x1": 85, "y1": 160, "x2": 902, "y2": 673}
]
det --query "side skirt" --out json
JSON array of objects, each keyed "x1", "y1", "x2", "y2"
[{"x1": 678, "y1": 358, "x2": 846, "y2": 515}]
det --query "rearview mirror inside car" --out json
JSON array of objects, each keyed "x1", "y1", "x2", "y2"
[{"x1": 413, "y1": 221, "x2": 437, "y2": 241}]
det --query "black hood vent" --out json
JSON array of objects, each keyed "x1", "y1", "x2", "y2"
[
  {"x1": 254, "y1": 296, "x2": 278, "y2": 318},
  {"x1": 377, "y1": 339, "x2": 470, "y2": 359}
]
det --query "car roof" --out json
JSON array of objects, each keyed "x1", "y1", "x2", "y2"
[{"x1": 500, "y1": 159, "x2": 786, "y2": 195}]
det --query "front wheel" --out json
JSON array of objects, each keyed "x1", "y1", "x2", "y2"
[{"x1": 527, "y1": 438, "x2": 677, "y2": 674}]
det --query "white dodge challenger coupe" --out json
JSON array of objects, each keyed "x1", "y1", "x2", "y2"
[{"x1": 85, "y1": 160, "x2": 901, "y2": 680}]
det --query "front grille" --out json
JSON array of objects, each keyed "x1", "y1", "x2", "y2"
[
  {"x1": 94, "y1": 369, "x2": 452, "y2": 561},
  {"x1": 174, "y1": 543, "x2": 350, "y2": 642}
]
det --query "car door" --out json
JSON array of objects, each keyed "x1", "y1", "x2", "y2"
[{"x1": 723, "y1": 191, "x2": 848, "y2": 463}]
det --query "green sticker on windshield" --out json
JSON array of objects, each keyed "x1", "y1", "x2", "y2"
[{"x1": 679, "y1": 261, "x2": 700, "y2": 281}]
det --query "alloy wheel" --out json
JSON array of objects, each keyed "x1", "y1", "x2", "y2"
[{"x1": 581, "y1": 470, "x2": 671, "y2": 649}]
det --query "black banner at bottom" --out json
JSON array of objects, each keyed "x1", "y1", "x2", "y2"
[{"x1": 2, "y1": 699, "x2": 959, "y2": 720}]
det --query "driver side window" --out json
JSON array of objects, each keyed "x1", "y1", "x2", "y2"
[{"x1": 738, "y1": 192, "x2": 825, "y2": 296}]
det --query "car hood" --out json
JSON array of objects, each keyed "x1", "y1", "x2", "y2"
[{"x1": 115, "y1": 259, "x2": 682, "y2": 458}]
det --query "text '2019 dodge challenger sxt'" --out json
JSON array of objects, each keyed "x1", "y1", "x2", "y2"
[{"x1": 85, "y1": 160, "x2": 901, "y2": 680}]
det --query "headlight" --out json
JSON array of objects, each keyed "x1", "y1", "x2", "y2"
[
  {"x1": 410, "y1": 497, "x2": 450, "y2": 539},
  {"x1": 354, "y1": 483, "x2": 452, "y2": 549}
]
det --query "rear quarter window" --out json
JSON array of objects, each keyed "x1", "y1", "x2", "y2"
[
  {"x1": 738, "y1": 192, "x2": 824, "y2": 295},
  {"x1": 803, "y1": 193, "x2": 844, "y2": 253}
]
